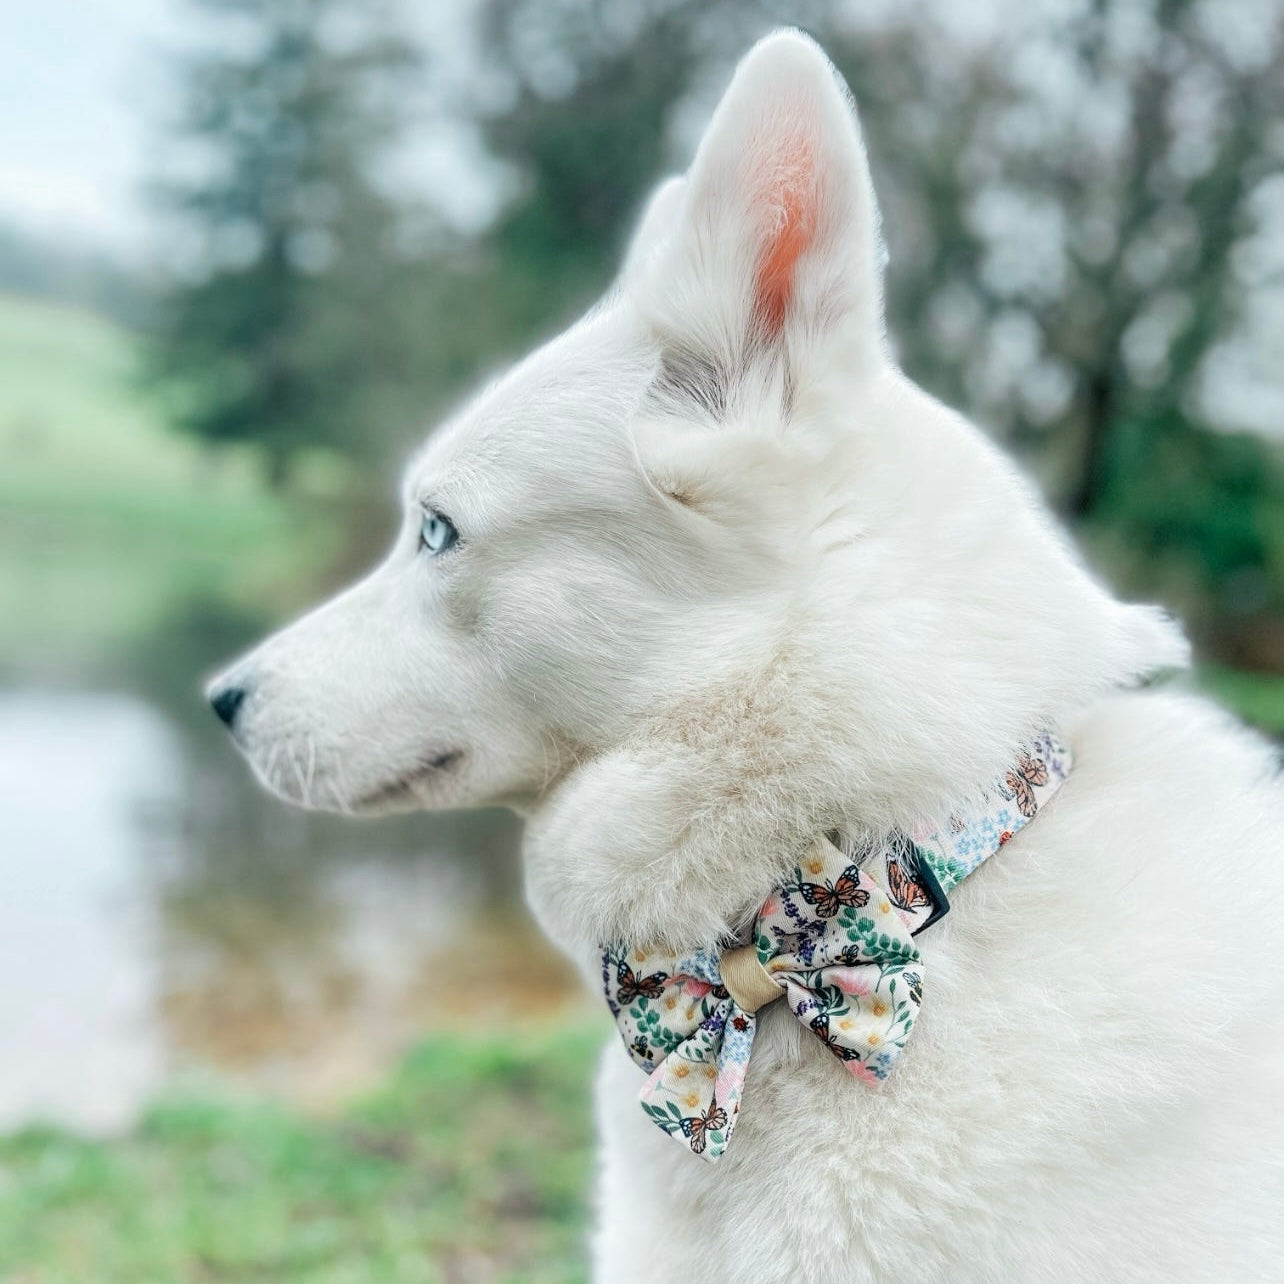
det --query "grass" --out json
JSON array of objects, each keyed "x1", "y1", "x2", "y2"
[
  {"x1": 0, "y1": 1023, "x2": 603, "y2": 1284},
  {"x1": 0, "y1": 293, "x2": 344, "y2": 676}
]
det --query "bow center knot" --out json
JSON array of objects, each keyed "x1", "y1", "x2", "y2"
[{"x1": 719, "y1": 944, "x2": 781, "y2": 1013}]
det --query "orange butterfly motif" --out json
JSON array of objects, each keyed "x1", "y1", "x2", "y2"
[
  {"x1": 1001, "y1": 752, "x2": 1050, "y2": 819},
  {"x1": 808, "y1": 1012, "x2": 863, "y2": 1062},
  {"x1": 615, "y1": 959, "x2": 667, "y2": 1004},
  {"x1": 679, "y1": 1102, "x2": 728, "y2": 1154},
  {"x1": 798, "y1": 866, "x2": 870, "y2": 918},
  {"x1": 885, "y1": 856, "x2": 935, "y2": 914}
]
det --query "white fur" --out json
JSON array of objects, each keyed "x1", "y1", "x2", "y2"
[{"x1": 212, "y1": 30, "x2": 1284, "y2": 1282}]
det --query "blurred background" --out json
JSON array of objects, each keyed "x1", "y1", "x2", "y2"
[{"x1": 1, "y1": 0, "x2": 1281, "y2": 1279}]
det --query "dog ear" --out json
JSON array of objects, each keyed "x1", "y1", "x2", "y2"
[
  {"x1": 620, "y1": 176, "x2": 685, "y2": 284},
  {"x1": 633, "y1": 30, "x2": 886, "y2": 395}
]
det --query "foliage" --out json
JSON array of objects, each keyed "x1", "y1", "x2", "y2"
[
  {"x1": 0, "y1": 1023, "x2": 602, "y2": 1284},
  {"x1": 149, "y1": 0, "x2": 425, "y2": 485},
  {"x1": 1093, "y1": 416, "x2": 1284, "y2": 665},
  {"x1": 1197, "y1": 664, "x2": 1284, "y2": 736},
  {"x1": 473, "y1": 1, "x2": 704, "y2": 332}
]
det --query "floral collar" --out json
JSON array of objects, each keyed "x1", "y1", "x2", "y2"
[{"x1": 601, "y1": 732, "x2": 1073, "y2": 1161}]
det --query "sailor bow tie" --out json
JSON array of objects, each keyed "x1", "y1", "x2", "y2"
[{"x1": 602, "y1": 732, "x2": 1072, "y2": 1162}]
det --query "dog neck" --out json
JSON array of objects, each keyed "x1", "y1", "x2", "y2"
[{"x1": 524, "y1": 693, "x2": 1075, "y2": 971}]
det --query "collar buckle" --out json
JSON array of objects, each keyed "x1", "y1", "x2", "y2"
[{"x1": 907, "y1": 851, "x2": 950, "y2": 936}]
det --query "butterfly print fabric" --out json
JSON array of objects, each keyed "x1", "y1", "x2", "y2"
[
  {"x1": 602, "y1": 843, "x2": 921, "y2": 1162},
  {"x1": 603, "y1": 733, "x2": 1072, "y2": 1163}
]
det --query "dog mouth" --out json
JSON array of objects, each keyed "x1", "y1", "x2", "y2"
[
  {"x1": 352, "y1": 749, "x2": 466, "y2": 811},
  {"x1": 242, "y1": 737, "x2": 466, "y2": 815}
]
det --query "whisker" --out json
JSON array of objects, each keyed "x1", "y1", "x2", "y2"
[
  {"x1": 261, "y1": 742, "x2": 281, "y2": 794},
  {"x1": 288, "y1": 743, "x2": 307, "y2": 802},
  {"x1": 304, "y1": 736, "x2": 317, "y2": 807},
  {"x1": 331, "y1": 756, "x2": 356, "y2": 815}
]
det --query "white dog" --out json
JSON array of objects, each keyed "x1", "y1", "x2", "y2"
[{"x1": 209, "y1": 31, "x2": 1284, "y2": 1282}]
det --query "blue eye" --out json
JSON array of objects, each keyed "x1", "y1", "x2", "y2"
[{"x1": 419, "y1": 510, "x2": 458, "y2": 555}]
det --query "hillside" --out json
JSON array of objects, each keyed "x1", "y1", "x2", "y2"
[{"x1": 0, "y1": 295, "x2": 338, "y2": 675}]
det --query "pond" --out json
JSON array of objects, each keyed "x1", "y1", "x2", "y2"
[{"x1": 0, "y1": 686, "x2": 581, "y2": 1133}]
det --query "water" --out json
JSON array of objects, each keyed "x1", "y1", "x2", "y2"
[
  {"x1": 0, "y1": 688, "x2": 580, "y2": 1133},
  {"x1": 0, "y1": 692, "x2": 173, "y2": 1130}
]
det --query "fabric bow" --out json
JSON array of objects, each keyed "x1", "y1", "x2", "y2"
[
  {"x1": 602, "y1": 836, "x2": 930, "y2": 1161},
  {"x1": 602, "y1": 732, "x2": 1072, "y2": 1162}
]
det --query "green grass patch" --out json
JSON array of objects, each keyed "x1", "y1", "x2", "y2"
[
  {"x1": 0, "y1": 1022, "x2": 604, "y2": 1284},
  {"x1": 0, "y1": 293, "x2": 346, "y2": 675}
]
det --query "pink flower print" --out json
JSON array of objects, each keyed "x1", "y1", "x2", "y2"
[
  {"x1": 848, "y1": 1061, "x2": 883, "y2": 1087},
  {"x1": 715, "y1": 1061, "x2": 747, "y2": 1105},
  {"x1": 828, "y1": 967, "x2": 873, "y2": 997}
]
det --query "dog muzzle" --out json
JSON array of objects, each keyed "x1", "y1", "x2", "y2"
[{"x1": 602, "y1": 732, "x2": 1072, "y2": 1162}]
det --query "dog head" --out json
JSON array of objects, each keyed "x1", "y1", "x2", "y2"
[{"x1": 210, "y1": 32, "x2": 1184, "y2": 940}]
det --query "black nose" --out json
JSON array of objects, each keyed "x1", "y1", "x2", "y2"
[{"x1": 210, "y1": 685, "x2": 247, "y2": 729}]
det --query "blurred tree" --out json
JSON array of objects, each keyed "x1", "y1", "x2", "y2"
[
  {"x1": 150, "y1": 0, "x2": 422, "y2": 486},
  {"x1": 388, "y1": 0, "x2": 708, "y2": 401},
  {"x1": 475, "y1": 0, "x2": 703, "y2": 332}
]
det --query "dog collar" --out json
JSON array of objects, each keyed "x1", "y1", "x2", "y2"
[{"x1": 602, "y1": 731, "x2": 1073, "y2": 1161}]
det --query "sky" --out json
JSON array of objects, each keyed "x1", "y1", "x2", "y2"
[
  {"x1": 0, "y1": 0, "x2": 495, "y2": 264},
  {"x1": 0, "y1": 0, "x2": 182, "y2": 259}
]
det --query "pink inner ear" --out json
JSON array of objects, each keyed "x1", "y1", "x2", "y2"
[{"x1": 753, "y1": 137, "x2": 818, "y2": 336}]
